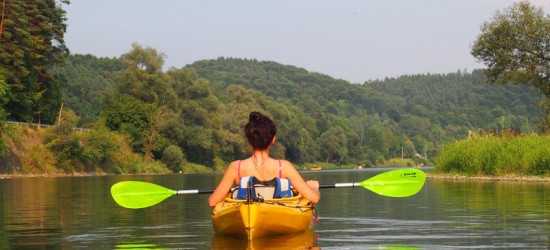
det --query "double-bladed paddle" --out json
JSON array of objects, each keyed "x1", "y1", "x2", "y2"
[{"x1": 111, "y1": 168, "x2": 425, "y2": 209}]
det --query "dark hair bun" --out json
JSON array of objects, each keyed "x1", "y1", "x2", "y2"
[
  {"x1": 249, "y1": 112, "x2": 262, "y2": 122},
  {"x1": 245, "y1": 111, "x2": 276, "y2": 150}
]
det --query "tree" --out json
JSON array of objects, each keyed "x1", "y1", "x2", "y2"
[
  {"x1": 169, "y1": 67, "x2": 220, "y2": 166},
  {"x1": 117, "y1": 44, "x2": 176, "y2": 106},
  {"x1": 103, "y1": 95, "x2": 150, "y2": 154},
  {"x1": 472, "y1": 2, "x2": 550, "y2": 95},
  {"x1": 50, "y1": 54, "x2": 126, "y2": 126},
  {"x1": 44, "y1": 109, "x2": 84, "y2": 172},
  {"x1": 471, "y1": 2, "x2": 550, "y2": 131},
  {"x1": 106, "y1": 44, "x2": 178, "y2": 162},
  {"x1": 0, "y1": 0, "x2": 69, "y2": 123},
  {"x1": 318, "y1": 126, "x2": 347, "y2": 163},
  {"x1": 80, "y1": 124, "x2": 122, "y2": 171},
  {"x1": 161, "y1": 145, "x2": 184, "y2": 172},
  {"x1": 0, "y1": 69, "x2": 9, "y2": 156},
  {"x1": 365, "y1": 126, "x2": 388, "y2": 159}
]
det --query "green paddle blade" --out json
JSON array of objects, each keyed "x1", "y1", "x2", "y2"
[
  {"x1": 360, "y1": 168, "x2": 425, "y2": 197},
  {"x1": 111, "y1": 181, "x2": 176, "y2": 209}
]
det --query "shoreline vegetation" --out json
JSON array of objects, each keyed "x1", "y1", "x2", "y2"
[
  {"x1": 3, "y1": 170, "x2": 550, "y2": 183},
  {"x1": 434, "y1": 132, "x2": 550, "y2": 177},
  {"x1": 427, "y1": 173, "x2": 550, "y2": 182},
  {"x1": 2, "y1": 127, "x2": 549, "y2": 182}
]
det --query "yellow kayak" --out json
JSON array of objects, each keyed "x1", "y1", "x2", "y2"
[
  {"x1": 212, "y1": 229, "x2": 317, "y2": 249},
  {"x1": 211, "y1": 194, "x2": 316, "y2": 240}
]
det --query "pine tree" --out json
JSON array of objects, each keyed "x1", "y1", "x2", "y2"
[{"x1": 0, "y1": 0, "x2": 69, "y2": 123}]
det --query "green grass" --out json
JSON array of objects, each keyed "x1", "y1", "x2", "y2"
[
  {"x1": 434, "y1": 135, "x2": 550, "y2": 176},
  {"x1": 297, "y1": 162, "x2": 357, "y2": 170},
  {"x1": 180, "y1": 162, "x2": 215, "y2": 174},
  {"x1": 379, "y1": 158, "x2": 416, "y2": 167}
]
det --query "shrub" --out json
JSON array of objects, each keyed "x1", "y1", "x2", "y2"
[{"x1": 161, "y1": 145, "x2": 185, "y2": 172}]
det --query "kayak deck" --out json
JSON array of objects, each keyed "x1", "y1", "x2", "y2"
[{"x1": 211, "y1": 194, "x2": 316, "y2": 240}]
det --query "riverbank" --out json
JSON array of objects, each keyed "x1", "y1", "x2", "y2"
[
  {"x1": 3, "y1": 170, "x2": 550, "y2": 183},
  {"x1": 427, "y1": 173, "x2": 550, "y2": 182},
  {"x1": 0, "y1": 172, "x2": 112, "y2": 179}
]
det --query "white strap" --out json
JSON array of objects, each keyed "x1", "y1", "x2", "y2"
[
  {"x1": 279, "y1": 178, "x2": 290, "y2": 192},
  {"x1": 240, "y1": 176, "x2": 251, "y2": 188}
]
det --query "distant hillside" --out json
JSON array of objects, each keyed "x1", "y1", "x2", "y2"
[
  {"x1": 52, "y1": 55, "x2": 545, "y2": 167},
  {"x1": 188, "y1": 57, "x2": 544, "y2": 162},
  {"x1": 367, "y1": 71, "x2": 544, "y2": 129},
  {"x1": 189, "y1": 58, "x2": 543, "y2": 131}
]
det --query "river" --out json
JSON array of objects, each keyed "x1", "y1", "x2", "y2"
[{"x1": 1, "y1": 167, "x2": 549, "y2": 249}]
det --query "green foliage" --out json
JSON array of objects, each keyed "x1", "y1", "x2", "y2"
[
  {"x1": 169, "y1": 67, "x2": 221, "y2": 166},
  {"x1": 80, "y1": 125, "x2": 121, "y2": 170},
  {"x1": 44, "y1": 109, "x2": 84, "y2": 173},
  {"x1": 1, "y1": 127, "x2": 58, "y2": 174},
  {"x1": 379, "y1": 158, "x2": 416, "y2": 168},
  {"x1": 50, "y1": 54, "x2": 126, "y2": 126},
  {"x1": 180, "y1": 161, "x2": 215, "y2": 174},
  {"x1": 6, "y1": 42, "x2": 547, "y2": 175},
  {"x1": 116, "y1": 44, "x2": 177, "y2": 107},
  {"x1": 0, "y1": 71, "x2": 10, "y2": 157},
  {"x1": 103, "y1": 95, "x2": 150, "y2": 153},
  {"x1": 39, "y1": 52, "x2": 545, "y2": 174},
  {"x1": 471, "y1": 2, "x2": 550, "y2": 96},
  {"x1": 435, "y1": 135, "x2": 550, "y2": 176},
  {"x1": 46, "y1": 52, "x2": 546, "y2": 172},
  {"x1": 0, "y1": 123, "x2": 11, "y2": 158},
  {"x1": 161, "y1": 145, "x2": 185, "y2": 172},
  {"x1": 471, "y1": 2, "x2": 550, "y2": 131},
  {"x1": 318, "y1": 126, "x2": 348, "y2": 163},
  {"x1": 0, "y1": 0, "x2": 69, "y2": 124},
  {"x1": 190, "y1": 58, "x2": 544, "y2": 167},
  {"x1": 2, "y1": 0, "x2": 550, "y2": 175}
]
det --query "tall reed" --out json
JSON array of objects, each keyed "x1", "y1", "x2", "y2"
[{"x1": 435, "y1": 135, "x2": 550, "y2": 176}]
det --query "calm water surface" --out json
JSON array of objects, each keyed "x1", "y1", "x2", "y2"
[{"x1": 1, "y1": 167, "x2": 550, "y2": 249}]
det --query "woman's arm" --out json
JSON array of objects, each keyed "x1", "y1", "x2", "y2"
[
  {"x1": 208, "y1": 162, "x2": 238, "y2": 207},
  {"x1": 283, "y1": 161, "x2": 320, "y2": 203}
]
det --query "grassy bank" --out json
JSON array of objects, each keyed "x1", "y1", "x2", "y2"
[
  {"x1": 379, "y1": 158, "x2": 416, "y2": 167},
  {"x1": 0, "y1": 126, "x2": 171, "y2": 175},
  {"x1": 434, "y1": 134, "x2": 550, "y2": 176},
  {"x1": 427, "y1": 172, "x2": 550, "y2": 182}
]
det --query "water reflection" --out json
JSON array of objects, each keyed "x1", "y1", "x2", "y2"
[
  {"x1": 212, "y1": 229, "x2": 318, "y2": 249},
  {"x1": 1, "y1": 170, "x2": 550, "y2": 249},
  {"x1": 116, "y1": 243, "x2": 169, "y2": 249}
]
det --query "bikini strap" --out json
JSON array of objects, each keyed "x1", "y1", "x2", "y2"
[
  {"x1": 238, "y1": 160, "x2": 242, "y2": 179},
  {"x1": 278, "y1": 160, "x2": 282, "y2": 178}
]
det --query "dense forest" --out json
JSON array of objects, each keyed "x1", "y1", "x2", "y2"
[
  {"x1": 188, "y1": 57, "x2": 544, "y2": 163},
  {"x1": 0, "y1": 1, "x2": 546, "y2": 175},
  {"x1": 10, "y1": 51, "x2": 540, "y2": 174}
]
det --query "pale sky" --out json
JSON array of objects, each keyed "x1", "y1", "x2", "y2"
[{"x1": 63, "y1": 0, "x2": 550, "y2": 83}]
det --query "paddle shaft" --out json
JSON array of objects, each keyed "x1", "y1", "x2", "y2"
[
  {"x1": 176, "y1": 189, "x2": 216, "y2": 195},
  {"x1": 175, "y1": 183, "x2": 359, "y2": 195},
  {"x1": 319, "y1": 183, "x2": 360, "y2": 189}
]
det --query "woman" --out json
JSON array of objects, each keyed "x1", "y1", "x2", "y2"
[{"x1": 208, "y1": 112, "x2": 320, "y2": 207}]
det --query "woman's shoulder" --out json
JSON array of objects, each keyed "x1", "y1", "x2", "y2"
[
  {"x1": 228, "y1": 159, "x2": 245, "y2": 168},
  {"x1": 277, "y1": 159, "x2": 298, "y2": 172},
  {"x1": 225, "y1": 160, "x2": 243, "y2": 173},
  {"x1": 277, "y1": 159, "x2": 292, "y2": 166},
  {"x1": 230, "y1": 159, "x2": 243, "y2": 164}
]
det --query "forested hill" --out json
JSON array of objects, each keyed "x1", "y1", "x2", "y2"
[
  {"x1": 188, "y1": 57, "x2": 543, "y2": 133},
  {"x1": 368, "y1": 73, "x2": 544, "y2": 129},
  {"x1": 55, "y1": 55, "x2": 544, "y2": 169}
]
